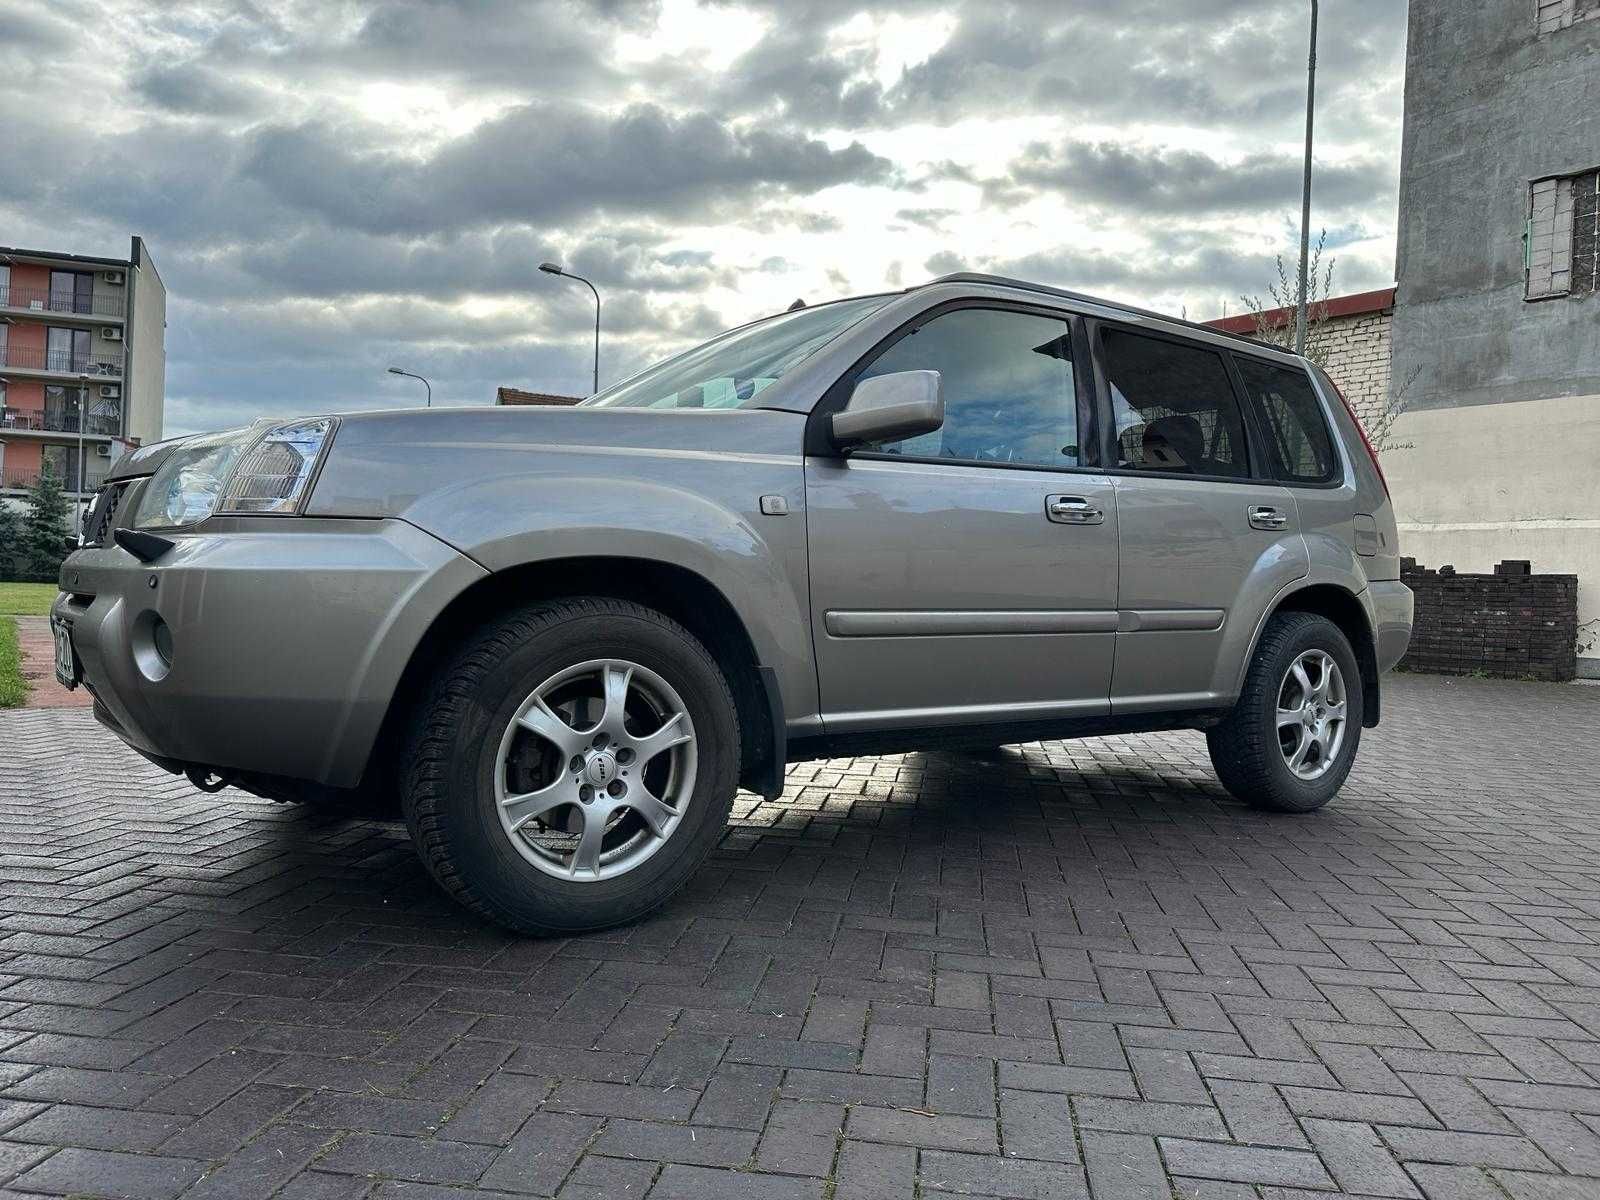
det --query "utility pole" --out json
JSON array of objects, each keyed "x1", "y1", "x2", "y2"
[
  {"x1": 76, "y1": 372, "x2": 89, "y2": 535},
  {"x1": 1295, "y1": 0, "x2": 1319, "y2": 355}
]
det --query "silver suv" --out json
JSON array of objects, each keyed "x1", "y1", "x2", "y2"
[{"x1": 53, "y1": 274, "x2": 1412, "y2": 935}]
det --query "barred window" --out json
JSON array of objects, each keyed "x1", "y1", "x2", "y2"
[
  {"x1": 1537, "y1": 0, "x2": 1600, "y2": 35},
  {"x1": 1527, "y1": 170, "x2": 1600, "y2": 300}
]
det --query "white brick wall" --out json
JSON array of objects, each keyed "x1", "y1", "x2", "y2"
[{"x1": 1303, "y1": 308, "x2": 1394, "y2": 431}]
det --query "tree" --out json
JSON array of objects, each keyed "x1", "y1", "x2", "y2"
[
  {"x1": 1240, "y1": 231, "x2": 1417, "y2": 453},
  {"x1": 0, "y1": 499, "x2": 22, "y2": 581},
  {"x1": 23, "y1": 469, "x2": 72, "y2": 582}
]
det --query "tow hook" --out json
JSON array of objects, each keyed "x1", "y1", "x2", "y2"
[{"x1": 185, "y1": 767, "x2": 234, "y2": 793}]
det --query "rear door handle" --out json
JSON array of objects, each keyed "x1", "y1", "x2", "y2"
[
  {"x1": 1248, "y1": 504, "x2": 1290, "y2": 531},
  {"x1": 1046, "y1": 495, "x2": 1105, "y2": 525}
]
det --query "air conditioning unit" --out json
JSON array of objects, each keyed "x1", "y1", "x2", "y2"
[
  {"x1": 103, "y1": 270, "x2": 125, "y2": 286},
  {"x1": 99, "y1": 385, "x2": 119, "y2": 399},
  {"x1": 101, "y1": 327, "x2": 123, "y2": 341},
  {"x1": 95, "y1": 442, "x2": 112, "y2": 458}
]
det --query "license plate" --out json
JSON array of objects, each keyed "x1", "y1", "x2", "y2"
[{"x1": 52, "y1": 619, "x2": 79, "y2": 690}]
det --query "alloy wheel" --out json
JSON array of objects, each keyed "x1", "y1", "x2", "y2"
[
  {"x1": 1275, "y1": 649, "x2": 1348, "y2": 781},
  {"x1": 493, "y1": 658, "x2": 697, "y2": 881}
]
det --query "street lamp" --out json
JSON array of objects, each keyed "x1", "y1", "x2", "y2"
[
  {"x1": 539, "y1": 262, "x2": 601, "y2": 395},
  {"x1": 1294, "y1": 0, "x2": 1319, "y2": 356},
  {"x1": 386, "y1": 366, "x2": 431, "y2": 407},
  {"x1": 76, "y1": 372, "x2": 89, "y2": 535}
]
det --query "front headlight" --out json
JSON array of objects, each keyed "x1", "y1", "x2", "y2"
[
  {"x1": 220, "y1": 418, "x2": 336, "y2": 515},
  {"x1": 129, "y1": 417, "x2": 337, "y2": 530},
  {"x1": 131, "y1": 428, "x2": 254, "y2": 530}
]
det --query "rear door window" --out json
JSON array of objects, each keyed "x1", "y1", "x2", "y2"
[
  {"x1": 1100, "y1": 328, "x2": 1250, "y2": 478},
  {"x1": 1234, "y1": 357, "x2": 1339, "y2": 484}
]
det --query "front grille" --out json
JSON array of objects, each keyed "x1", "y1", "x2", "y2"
[{"x1": 83, "y1": 481, "x2": 130, "y2": 547}]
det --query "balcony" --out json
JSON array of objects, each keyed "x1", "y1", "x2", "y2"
[
  {"x1": 0, "y1": 406, "x2": 123, "y2": 437},
  {"x1": 1, "y1": 465, "x2": 109, "y2": 495},
  {"x1": 0, "y1": 284, "x2": 125, "y2": 320},
  {"x1": 0, "y1": 344, "x2": 123, "y2": 377}
]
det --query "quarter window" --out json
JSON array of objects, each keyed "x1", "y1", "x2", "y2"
[
  {"x1": 1235, "y1": 358, "x2": 1337, "y2": 484},
  {"x1": 1101, "y1": 328, "x2": 1249, "y2": 478},
  {"x1": 858, "y1": 308, "x2": 1080, "y2": 469}
]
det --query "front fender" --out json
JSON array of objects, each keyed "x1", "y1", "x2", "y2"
[{"x1": 400, "y1": 473, "x2": 816, "y2": 723}]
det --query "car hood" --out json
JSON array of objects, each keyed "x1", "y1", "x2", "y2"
[
  {"x1": 304, "y1": 404, "x2": 808, "y2": 519},
  {"x1": 104, "y1": 405, "x2": 805, "y2": 486}
]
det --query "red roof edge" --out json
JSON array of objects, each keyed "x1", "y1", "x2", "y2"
[
  {"x1": 497, "y1": 387, "x2": 584, "y2": 406},
  {"x1": 1205, "y1": 286, "x2": 1396, "y2": 335}
]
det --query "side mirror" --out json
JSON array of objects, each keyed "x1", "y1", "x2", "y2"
[{"x1": 830, "y1": 370, "x2": 944, "y2": 448}]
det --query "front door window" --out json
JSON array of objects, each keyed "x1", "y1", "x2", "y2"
[{"x1": 857, "y1": 307, "x2": 1081, "y2": 469}]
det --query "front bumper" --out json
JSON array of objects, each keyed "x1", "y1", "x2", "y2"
[
  {"x1": 1368, "y1": 579, "x2": 1415, "y2": 674},
  {"x1": 53, "y1": 517, "x2": 485, "y2": 789}
]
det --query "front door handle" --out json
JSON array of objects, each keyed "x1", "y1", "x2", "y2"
[
  {"x1": 1046, "y1": 495, "x2": 1105, "y2": 525},
  {"x1": 1248, "y1": 504, "x2": 1290, "y2": 531}
]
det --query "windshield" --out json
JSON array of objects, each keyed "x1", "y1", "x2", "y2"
[{"x1": 584, "y1": 295, "x2": 891, "y2": 409}]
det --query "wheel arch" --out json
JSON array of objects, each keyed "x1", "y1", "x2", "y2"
[
  {"x1": 361, "y1": 556, "x2": 785, "y2": 811},
  {"x1": 1255, "y1": 583, "x2": 1381, "y2": 728}
]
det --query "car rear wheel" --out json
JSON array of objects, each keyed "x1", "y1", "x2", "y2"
[
  {"x1": 403, "y1": 597, "x2": 740, "y2": 935},
  {"x1": 1206, "y1": 612, "x2": 1363, "y2": 813}
]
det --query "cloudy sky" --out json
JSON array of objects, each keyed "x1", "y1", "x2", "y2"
[{"x1": 0, "y1": 0, "x2": 1408, "y2": 436}]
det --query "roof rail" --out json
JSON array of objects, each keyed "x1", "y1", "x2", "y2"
[{"x1": 920, "y1": 272, "x2": 1291, "y2": 355}]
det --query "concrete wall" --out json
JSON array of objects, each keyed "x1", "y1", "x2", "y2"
[
  {"x1": 1391, "y1": 1, "x2": 1600, "y2": 675},
  {"x1": 126, "y1": 238, "x2": 165, "y2": 445},
  {"x1": 1393, "y1": 2, "x2": 1600, "y2": 410}
]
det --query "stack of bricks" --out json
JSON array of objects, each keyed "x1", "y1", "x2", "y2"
[{"x1": 1399, "y1": 558, "x2": 1579, "y2": 681}]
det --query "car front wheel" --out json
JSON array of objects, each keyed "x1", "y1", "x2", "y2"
[
  {"x1": 403, "y1": 597, "x2": 740, "y2": 935},
  {"x1": 1206, "y1": 611, "x2": 1363, "y2": 813}
]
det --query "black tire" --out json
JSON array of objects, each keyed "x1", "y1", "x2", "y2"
[
  {"x1": 1206, "y1": 612, "x2": 1363, "y2": 813},
  {"x1": 403, "y1": 597, "x2": 740, "y2": 936}
]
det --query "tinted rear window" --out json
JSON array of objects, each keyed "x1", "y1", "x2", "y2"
[
  {"x1": 1102, "y1": 328, "x2": 1250, "y2": 478},
  {"x1": 1235, "y1": 357, "x2": 1338, "y2": 484}
]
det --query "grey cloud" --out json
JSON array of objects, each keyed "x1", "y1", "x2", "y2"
[
  {"x1": 1008, "y1": 141, "x2": 1395, "y2": 216},
  {"x1": 132, "y1": 64, "x2": 266, "y2": 115},
  {"x1": 242, "y1": 103, "x2": 892, "y2": 236}
]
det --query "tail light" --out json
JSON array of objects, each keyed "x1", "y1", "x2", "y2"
[{"x1": 1325, "y1": 373, "x2": 1388, "y2": 497}]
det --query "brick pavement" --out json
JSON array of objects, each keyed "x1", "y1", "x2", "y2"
[
  {"x1": 11, "y1": 619, "x2": 91, "y2": 710},
  {"x1": 0, "y1": 672, "x2": 1599, "y2": 1198}
]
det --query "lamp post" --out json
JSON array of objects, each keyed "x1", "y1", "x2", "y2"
[
  {"x1": 539, "y1": 262, "x2": 601, "y2": 395},
  {"x1": 1294, "y1": 0, "x2": 1319, "y2": 356},
  {"x1": 76, "y1": 372, "x2": 89, "y2": 535},
  {"x1": 386, "y1": 366, "x2": 431, "y2": 407}
]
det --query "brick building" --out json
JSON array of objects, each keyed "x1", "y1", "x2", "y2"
[{"x1": 0, "y1": 238, "x2": 166, "y2": 515}]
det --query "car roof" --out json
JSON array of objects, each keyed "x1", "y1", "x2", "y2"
[{"x1": 913, "y1": 271, "x2": 1303, "y2": 361}]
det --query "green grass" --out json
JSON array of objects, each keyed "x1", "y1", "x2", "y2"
[
  {"x1": 0, "y1": 582, "x2": 58, "y2": 617},
  {"x1": 0, "y1": 618, "x2": 26, "y2": 709}
]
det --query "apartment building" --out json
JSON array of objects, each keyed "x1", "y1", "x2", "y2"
[{"x1": 0, "y1": 237, "x2": 166, "y2": 509}]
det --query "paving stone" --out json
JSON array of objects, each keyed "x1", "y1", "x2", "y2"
[
  {"x1": 4, "y1": 678, "x2": 1600, "y2": 1199},
  {"x1": 595, "y1": 1117, "x2": 756, "y2": 1167},
  {"x1": 835, "y1": 1139, "x2": 915, "y2": 1199},
  {"x1": 922, "y1": 1147, "x2": 1090, "y2": 1200},
  {"x1": 1157, "y1": 1138, "x2": 1335, "y2": 1189},
  {"x1": 647, "y1": 1164, "x2": 824, "y2": 1200},
  {"x1": 847, "y1": 1105, "x2": 999, "y2": 1153},
  {"x1": 11, "y1": 1146, "x2": 206, "y2": 1200}
]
